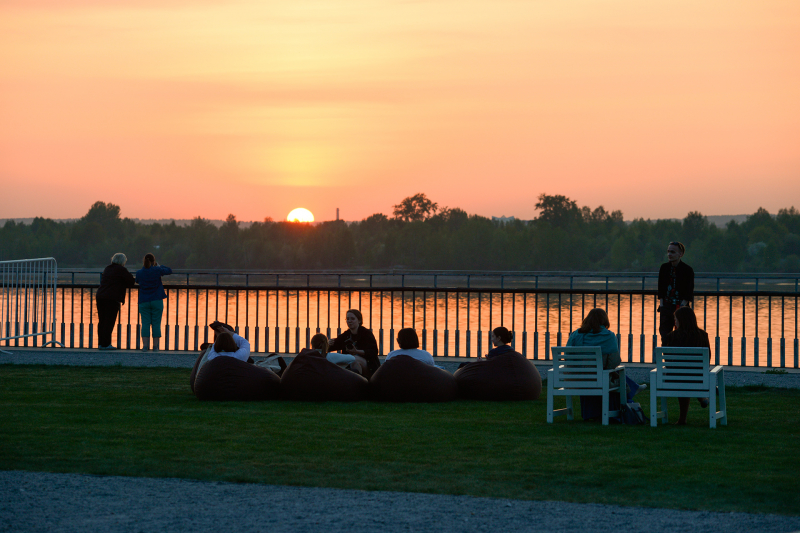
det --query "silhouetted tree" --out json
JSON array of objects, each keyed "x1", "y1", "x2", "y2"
[{"x1": 393, "y1": 193, "x2": 438, "y2": 222}]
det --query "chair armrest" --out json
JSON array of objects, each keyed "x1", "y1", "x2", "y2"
[
  {"x1": 710, "y1": 366, "x2": 723, "y2": 374},
  {"x1": 649, "y1": 368, "x2": 657, "y2": 374}
]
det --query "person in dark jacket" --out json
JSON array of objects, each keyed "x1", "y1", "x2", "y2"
[
  {"x1": 95, "y1": 253, "x2": 136, "y2": 350},
  {"x1": 662, "y1": 306, "x2": 711, "y2": 425},
  {"x1": 328, "y1": 309, "x2": 379, "y2": 377},
  {"x1": 658, "y1": 241, "x2": 694, "y2": 340},
  {"x1": 135, "y1": 253, "x2": 172, "y2": 352},
  {"x1": 483, "y1": 326, "x2": 515, "y2": 359}
]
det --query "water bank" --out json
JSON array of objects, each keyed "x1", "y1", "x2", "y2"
[{"x1": 2, "y1": 347, "x2": 799, "y2": 389}]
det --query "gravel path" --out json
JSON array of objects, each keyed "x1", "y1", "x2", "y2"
[
  {"x1": 2, "y1": 471, "x2": 799, "y2": 533},
  {"x1": 2, "y1": 349, "x2": 799, "y2": 532}
]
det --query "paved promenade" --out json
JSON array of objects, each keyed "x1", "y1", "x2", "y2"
[{"x1": 2, "y1": 347, "x2": 799, "y2": 389}]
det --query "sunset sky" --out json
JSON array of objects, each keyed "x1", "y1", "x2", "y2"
[{"x1": 1, "y1": 1, "x2": 798, "y2": 222}]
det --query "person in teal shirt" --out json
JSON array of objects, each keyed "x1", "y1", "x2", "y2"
[
  {"x1": 566, "y1": 308, "x2": 644, "y2": 420},
  {"x1": 135, "y1": 253, "x2": 172, "y2": 352}
]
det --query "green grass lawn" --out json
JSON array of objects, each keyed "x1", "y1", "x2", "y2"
[{"x1": 1, "y1": 365, "x2": 798, "y2": 515}]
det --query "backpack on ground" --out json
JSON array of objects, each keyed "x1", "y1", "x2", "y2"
[{"x1": 620, "y1": 402, "x2": 646, "y2": 425}]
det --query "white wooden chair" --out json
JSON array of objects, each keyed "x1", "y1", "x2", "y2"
[
  {"x1": 650, "y1": 347, "x2": 727, "y2": 429},
  {"x1": 548, "y1": 346, "x2": 626, "y2": 425}
]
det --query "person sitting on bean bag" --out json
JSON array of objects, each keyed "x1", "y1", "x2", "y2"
[
  {"x1": 192, "y1": 330, "x2": 280, "y2": 401},
  {"x1": 370, "y1": 328, "x2": 457, "y2": 403},
  {"x1": 207, "y1": 330, "x2": 250, "y2": 362},
  {"x1": 281, "y1": 334, "x2": 369, "y2": 402},
  {"x1": 385, "y1": 328, "x2": 435, "y2": 365},
  {"x1": 328, "y1": 309, "x2": 380, "y2": 377},
  {"x1": 308, "y1": 333, "x2": 357, "y2": 369},
  {"x1": 454, "y1": 327, "x2": 542, "y2": 401},
  {"x1": 484, "y1": 326, "x2": 515, "y2": 359}
]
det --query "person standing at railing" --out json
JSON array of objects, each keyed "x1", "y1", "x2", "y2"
[
  {"x1": 662, "y1": 306, "x2": 710, "y2": 425},
  {"x1": 96, "y1": 253, "x2": 137, "y2": 350},
  {"x1": 328, "y1": 309, "x2": 380, "y2": 377},
  {"x1": 658, "y1": 241, "x2": 694, "y2": 341},
  {"x1": 135, "y1": 253, "x2": 172, "y2": 352}
]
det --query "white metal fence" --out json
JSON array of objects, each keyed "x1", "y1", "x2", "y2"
[{"x1": 1, "y1": 258, "x2": 63, "y2": 353}]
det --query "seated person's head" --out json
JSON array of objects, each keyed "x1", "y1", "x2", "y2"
[
  {"x1": 396, "y1": 328, "x2": 420, "y2": 350},
  {"x1": 213, "y1": 331, "x2": 237, "y2": 353},
  {"x1": 491, "y1": 326, "x2": 513, "y2": 346},
  {"x1": 310, "y1": 333, "x2": 329, "y2": 355},
  {"x1": 579, "y1": 308, "x2": 610, "y2": 334}
]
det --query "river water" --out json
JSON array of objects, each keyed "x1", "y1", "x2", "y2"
[{"x1": 21, "y1": 288, "x2": 798, "y2": 368}]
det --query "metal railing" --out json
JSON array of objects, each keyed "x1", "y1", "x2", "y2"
[
  {"x1": 0, "y1": 258, "x2": 64, "y2": 353},
  {"x1": 50, "y1": 269, "x2": 800, "y2": 292},
  {"x1": 9, "y1": 275, "x2": 798, "y2": 369}
]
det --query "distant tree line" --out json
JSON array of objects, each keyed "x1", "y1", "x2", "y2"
[{"x1": 1, "y1": 194, "x2": 798, "y2": 272}]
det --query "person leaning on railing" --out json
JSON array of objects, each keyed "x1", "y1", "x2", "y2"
[
  {"x1": 658, "y1": 241, "x2": 694, "y2": 341},
  {"x1": 328, "y1": 309, "x2": 380, "y2": 377},
  {"x1": 135, "y1": 253, "x2": 172, "y2": 352},
  {"x1": 95, "y1": 253, "x2": 136, "y2": 351}
]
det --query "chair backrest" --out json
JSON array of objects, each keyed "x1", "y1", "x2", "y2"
[
  {"x1": 654, "y1": 347, "x2": 710, "y2": 391},
  {"x1": 550, "y1": 346, "x2": 603, "y2": 389}
]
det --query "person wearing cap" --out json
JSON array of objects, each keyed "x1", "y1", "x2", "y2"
[{"x1": 657, "y1": 241, "x2": 694, "y2": 341}]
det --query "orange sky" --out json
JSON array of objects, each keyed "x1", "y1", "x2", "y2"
[{"x1": 1, "y1": 0, "x2": 798, "y2": 222}]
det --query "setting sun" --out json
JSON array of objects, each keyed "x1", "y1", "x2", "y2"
[{"x1": 287, "y1": 208, "x2": 315, "y2": 223}]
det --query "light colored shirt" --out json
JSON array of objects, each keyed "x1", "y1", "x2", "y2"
[
  {"x1": 207, "y1": 333, "x2": 251, "y2": 362},
  {"x1": 385, "y1": 348, "x2": 435, "y2": 366}
]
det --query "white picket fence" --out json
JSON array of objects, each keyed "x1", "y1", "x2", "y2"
[{"x1": 0, "y1": 258, "x2": 63, "y2": 353}]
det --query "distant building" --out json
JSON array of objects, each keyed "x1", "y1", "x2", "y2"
[{"x1": 492, "y1": 215, "x2": 516, "y2": 224}]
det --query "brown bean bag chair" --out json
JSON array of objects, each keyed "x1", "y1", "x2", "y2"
[
  {"x1": 454, "y1": 350, "x2": 542, "y2": 401},
  {"x1": 369, "y1": 354, "x2": 458, "y2": 402},
  {"x1": 281, "y1": 349, "x2": 369, "y2": 402},
  {"x1": 193, "y1": 355, "x2": 281, "y2": 401},
  {"x1": 189, "y1": 348, "x2": 209, "y2": 393}
]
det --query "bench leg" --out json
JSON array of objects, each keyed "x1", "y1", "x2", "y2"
[
  {"x1": 650, "y1": 372, "x2": 658, "y2": 426},
  {"x1": 718, "y1": 371, "x2": 727, "y2": 426},
  {"x1": 709, "y1": 383, "x2": 717, "y2": 429}
]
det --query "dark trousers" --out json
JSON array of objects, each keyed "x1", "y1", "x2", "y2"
[
  {"x1": 96, "y1": 298, "x2": 120, "y2": 347},
  {"x1": 659, "y1": 303, "x2": 677, "y2": 340}
]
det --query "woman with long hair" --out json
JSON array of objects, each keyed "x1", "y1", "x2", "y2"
[
  {"x1": 135, "y1": 253, "x2": 172, "y2": 352},
  {"x1": 566, "y1": 308, "x2": 644, "y2": 420},
  {"x1": 328, "y1": 309, "x2": 380, "y2": 377},
  {"x1": 662, "y1": 306, "x2": 711, "y2": 425}
]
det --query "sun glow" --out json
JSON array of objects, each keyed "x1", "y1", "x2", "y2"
[{"x1": 287, "y1": 207, "x2": 315, "y2": 223}]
